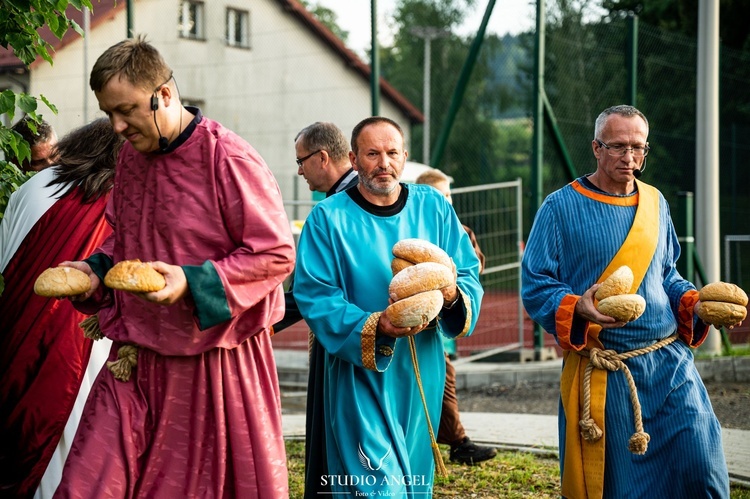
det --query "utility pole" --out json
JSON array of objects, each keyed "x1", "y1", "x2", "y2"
[
  {"x1": 410, "y1": 27, "x2": 448, "y2": 165},
  {"x1": 370, "y1": 0, "x2": 380, "y2": 116}
]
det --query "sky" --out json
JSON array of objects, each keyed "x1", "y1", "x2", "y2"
[{"x1": 313, "y1": 0, "x2": 536, "y2": 55}]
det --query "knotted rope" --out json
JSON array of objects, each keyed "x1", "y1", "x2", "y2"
[
  {"x1": 577, "y1": 334, "x2": 677, "y2": 455},
  {"x1": 79, "y1": 315, "x2": 139, "y2": 382},
  {"x1": 79, "y1": 315, "x2": 104, "y2": 340},
  {"x1": 408, "y1": 336, "x2": 448, "y2": 477},
  {"x1": 106, "y1": 344, "x2": 139, "y2": 382}
]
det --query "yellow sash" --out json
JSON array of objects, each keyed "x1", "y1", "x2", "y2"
[{"x1": 560, "y1": 180, "x2": 660, "y2": 498}]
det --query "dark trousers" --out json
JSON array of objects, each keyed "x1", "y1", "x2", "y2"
[{"x1": 437, "y1": 353, "x2": 466, "y2": 447}]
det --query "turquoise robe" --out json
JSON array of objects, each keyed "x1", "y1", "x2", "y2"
[
  {"x1": 521, "y1": 177, "x2": 729, "y2": 498},
  {"x1": 294, "y1": 184, "x2": 483, "y2": 496}
]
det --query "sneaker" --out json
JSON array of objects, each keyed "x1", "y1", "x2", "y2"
[{"x1": 449, "y1": 437, "x2": 497, "y2": 465}]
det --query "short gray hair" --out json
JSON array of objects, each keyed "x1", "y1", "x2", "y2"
[
  {"x1": 295, "y1": 122, "x2": 350, "y2": 162},
  {"x1": 594, "y1": 105, "x2": 649, "y2": 139}
]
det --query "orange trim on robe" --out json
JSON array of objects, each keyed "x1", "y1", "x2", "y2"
[
  {"x1": 555, "y1": 294, "x2": 589, "y2": 351},
  {"x1": 677, "y1": 290, "x2": 709, "y2": 347}
]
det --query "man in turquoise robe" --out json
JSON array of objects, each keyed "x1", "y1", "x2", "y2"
[{"x1": 294, "y1": 117, "x2": 483, "y2": 496}]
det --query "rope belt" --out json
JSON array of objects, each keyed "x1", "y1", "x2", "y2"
[{"x1": 576, "y1": 334, "x2": 677, "y2": 455}]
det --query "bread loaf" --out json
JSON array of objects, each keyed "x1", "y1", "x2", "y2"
[
  {"x1": 391, "y1": 257, "x2": 414, "y2": 276},
  {"x1": 104, "y1": 259, "x2": 166, "y2": 292},
  {"x1": 392, "y1": 238, "x2": 452, "y2": 269},
  {"x1": 385, "y1": 289, "x2": 444, "y2": 327},
  {"x1": 595, "y1": 265, "x2": 634, "y2": 301},
  {"x1": 699, "y1": 282, "x2": 748, "y2": 306},
  {"x1": 389, "y1": 262, "x2": 454, "y2": 301},
  {"x1": 696, "y1": 301, "x2": 747, "y2": 328},
  {"x1": 597, "y1": 294, "x2": 646, "y2": 322},
  {"x1": 34, "y1": 267, "x2": 91, "y2": 297}
]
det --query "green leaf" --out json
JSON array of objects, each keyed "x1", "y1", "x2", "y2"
[
  {"x1": 0, "y1": 89, "x2": 16, "y2": 115},
  {"x1": 69, "y1": 18, "x2": 83, "y2": 37},
  {"x1": 39, "y1": 95, "x2": 58, "y2": 114},
  {"x1": 16, "y1": 94, "x2": 38, "y2": 114},
  {"x1": 46, "y1": 11, "x2": 60, "y2": 35},
  {"x1": 36, "y1": 44, "x2": 53, "y2": 65}
]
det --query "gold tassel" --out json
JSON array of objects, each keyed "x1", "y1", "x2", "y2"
[
  {"x1": 79, "y1": 315, "x2": 104, "y2": 340},
  {"x1": 106, "y1": 344, "x2": 138, "y2": 382}
]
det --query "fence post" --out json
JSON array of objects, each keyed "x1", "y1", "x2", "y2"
[{"x1": 676, "y1": 192, "x2": 695, "y2": 282}]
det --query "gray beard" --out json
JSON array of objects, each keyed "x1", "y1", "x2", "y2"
[{"x1": 360, "y1": 174, "x2": 398, "y2": 196}]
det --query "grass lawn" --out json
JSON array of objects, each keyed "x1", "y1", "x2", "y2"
[{"x1": 285, "y1": 439, "x2": 750, "y2": 498}]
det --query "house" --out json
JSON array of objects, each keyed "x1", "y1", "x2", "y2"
[{"x1": 0, "y1": 0, "x2": 424, "y2": 203}]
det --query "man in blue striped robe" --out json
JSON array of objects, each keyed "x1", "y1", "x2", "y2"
[{"x1": 522, "y1": 105, "x2": 729, "y2": 498}]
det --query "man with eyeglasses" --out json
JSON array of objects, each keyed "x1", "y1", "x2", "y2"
[
  {"x1": 522, "y1": 105, "x2": 731, "y2": 497},
  {"x1": 273, "y1": 121, "x2": 358, "y2": 498}
]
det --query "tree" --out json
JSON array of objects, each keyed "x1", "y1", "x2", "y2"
[
  {"x1": 380, "y1": 0, "x2": 529, "y2": 186},
  {"x1": 0, "y1": 0, "x2": 92, "y2": 221},
  {"x1": 297, "y1": 0, "x2": 349, "y2": 43},
  {"x1": 601, "y1": 0, "x2": 750, "y2": 51}
]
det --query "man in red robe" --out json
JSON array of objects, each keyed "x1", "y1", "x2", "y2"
[{"x1": 0, "y1": 118, "x2": 123, "y2": 498}]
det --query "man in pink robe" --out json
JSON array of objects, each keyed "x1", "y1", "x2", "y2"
[{"x1": 55, "y1": 37, "x2": 295, "y2": 498}]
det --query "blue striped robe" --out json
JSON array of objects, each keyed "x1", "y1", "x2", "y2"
[{"x1": 521, "y1": 178, "x2": 729, "y2": 498}]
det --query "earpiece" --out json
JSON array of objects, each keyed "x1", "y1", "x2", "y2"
[
  {"x1": 152, "y1": 91, "x2": 167, "y2": 151},
  {"x1": 151, "y1": 73, "x2": 175, "y2": 152},
  {"x1": 633, "y1": 157, "x2": 647, "y2": 179}
]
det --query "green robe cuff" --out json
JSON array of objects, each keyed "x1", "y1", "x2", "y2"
[
  {"x1": 182, "y1": 261, "x2": 232, "y2": 331},
  {"x1": 85, "y1": 253, "x2": 114, "y2": 283}
]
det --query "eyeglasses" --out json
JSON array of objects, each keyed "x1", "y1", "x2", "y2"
[
  {"x1": 296, "y1": 149, "x2": 322, "y2": 168},
  {"x1": 596, "y1": 139, "x2": 650, "y2": 158}
]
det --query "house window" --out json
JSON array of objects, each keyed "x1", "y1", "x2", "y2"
[
  {"x1": 226, "y1": 8, "x2": 250, "y2": 48},
  {"x1": 178, "y1": 1, "x2": 204, "y2": 40}
]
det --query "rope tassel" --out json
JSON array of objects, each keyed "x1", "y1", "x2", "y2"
[
  {"x1": 107, "y1": 344, "x2": 139, "y2": 382},
  {"x1": 79, "y1": 315, "x2": 104, "y2": 340}
]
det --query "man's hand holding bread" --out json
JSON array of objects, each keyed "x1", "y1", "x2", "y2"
[
  {"x1": 378, "y1": 239, "x2": 459, "y2": 339},
  {"x1": 37, "y1": 259, "x2": 186, "y2": 306},
  {"x1": 576, "y1": 265, "x2": 645, "y2": 328},
  {"x1": 695, "y1": 282, "x2": 748, "y2": 329}
]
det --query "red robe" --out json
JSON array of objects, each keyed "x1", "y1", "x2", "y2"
[{"x1": 0, "y1": 189, "x2": 111, "y2": 498}]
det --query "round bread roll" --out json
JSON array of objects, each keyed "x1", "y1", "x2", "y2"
[
  {"x1": 385, "y1": 289, "x2": 444, "y2": 328},
  {"x1": 391, "y1": 257, "x2": 414, "y2": 276},
  {"x1": 392, "y1": 238, "x2": 452, "y2": 269},
  {"x1": 389, "y1": 262, "x2": 454, "y2": 301},
  {"x1": 699, "y1": 282, "x2": 748, "y2": 306},
  {"x1": 34, "y1": 267, "x2": 91, "y2": 297},
  {"x1": 696, "y1": 301, "x2": 747, "y2": 328},
  {"x1": 597, "y1": 294, "x2": 646, "y2": 322},
  {"x1": 595, "y1": 265, "x2": 634, "y2": 301},
  {"x1": 104, "y1": 259, "x2": 166, "y2": 292}
]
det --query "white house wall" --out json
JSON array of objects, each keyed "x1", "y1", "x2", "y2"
[{"x1": 28, "y1": 0, "x2": 414, "y2": 204}]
